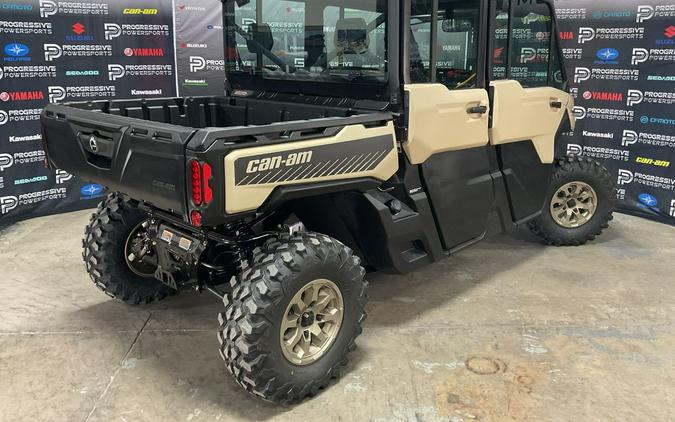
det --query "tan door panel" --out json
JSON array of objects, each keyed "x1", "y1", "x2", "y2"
[
  {"x1": 489, "y1": 80, "x2": 572, "y2": 164},
  {"x1": 404, "y1": 84, "x2": 490, "y2": 165}
]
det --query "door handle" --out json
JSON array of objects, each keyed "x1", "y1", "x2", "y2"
[
  {"x1": 467, "y1": 105, "x2": 488, "y2": 115},
  {"x1": 550, "y1": 100, "x2": 563, "y2": 109}
]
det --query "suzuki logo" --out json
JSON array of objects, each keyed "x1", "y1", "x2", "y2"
[
  {"x1": 622, "y1": 130, "x2": 638, "y2": 146},
  {"x1": 617, "y1": 169, "x2": 634, "y2": 186},
  {"x1": 566, "y1": 144, "x2": 583, "y2": 156},
  {"x1": 636, "y1": 5, "x2": 654, "y2": 23},
  {"x1": 104, "y1": 23, "x2": 121, "y2": 40},
  {"x1": 72, "y1": 23, "x2": 85, "y2": 35},
  {"x1": 108, "y1": 64, "x2": 125, "y2": 81},
  {"x1": 578, "y1": 27, "x2": 595, "y2": 44},
  {"x1": 0, "y1": 196, "x2": 18, "y2": 214},
  {"x1": 189, "y1": 56, "x2": 206, "y2": 72},
  {"x1": 89, "y1": 135, "x2": 99, "y2": 153},
  {"x1": 666, "y1": 26, "x2": 675, "y2": 39},
  {"x1": 631, "y1": 48, "x2": 649, "y2": 65},
  {"x1": 55, "y1": 169, "x2": 72, "y2": 184},
  {"x1": 574, "y1": 67, "x2": 591, "y2": 83},
  {"x1": 43, "y1": 44, "x2": 62, "y2": 61},
  {"x1": 47, "y1": 86, "x2": 66, "y2": 103},
  {"x1": 0, "y1": 153, "x2": 13, "y2": 171},
  {"x1": 39, "y1": 0, "x2": 57, "y2": 18},
  {"x1": 626, "y1": 90, "x2": 644, "y2": 106}
]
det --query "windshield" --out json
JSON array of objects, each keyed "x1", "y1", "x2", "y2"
[{"x1": 223, "y1": 0, "x2": 388, "y2": 84}]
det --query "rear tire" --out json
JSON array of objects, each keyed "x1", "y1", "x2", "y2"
[
  {"x1": 82, "y1": 193, "x2": 174, "y2": 304},
  {"x1": 529, "y1": 156, "x2": 615, "y2": 246},
  {"x1": 218, "y1": 232, "x2": 367, "y2": 404}
]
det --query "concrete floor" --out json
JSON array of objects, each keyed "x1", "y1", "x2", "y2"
[{"x1": 1, "y1": 211, "x2": 674, "y2": 422}]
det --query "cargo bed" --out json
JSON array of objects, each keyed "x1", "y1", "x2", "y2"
[{"x1": 41, "y1": 96, "x2": 393, "y2": 222}]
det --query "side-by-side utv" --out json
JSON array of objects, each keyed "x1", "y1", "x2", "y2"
[{"x1": 41, "y1": 0, "x2": 615, "y2": 404}]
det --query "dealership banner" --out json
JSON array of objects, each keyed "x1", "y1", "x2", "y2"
[{"x1": 1, "y1": 0, "x2": 675, "y2": 226}]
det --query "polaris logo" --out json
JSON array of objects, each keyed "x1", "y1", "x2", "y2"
[{"x1": 245, "y1": 151, "x2": 313, "y2": 174}]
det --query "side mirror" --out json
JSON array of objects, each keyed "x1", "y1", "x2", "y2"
[{"x1": 246, "y1": 23, "x2": 273, "y2": 54}]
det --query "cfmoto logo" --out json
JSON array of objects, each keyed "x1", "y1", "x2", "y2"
[
  {"x1": 47, "y1": 86, "x2": 66, "y2": 103},
  {"x1": 566, "y1": 144, "x2": 583, "y2": 156},
  {"x1": 636, "y1": 5, "x2": 654, "y2": 23},
  {"x1": 622, "y1": 130, "x2": 638, "y2": 146},
  {"x1": 104, "y1": 23, "x2": 121, "y2": 40},
  {"x1": 617, "y1": 169, "x2": 634, "y2": 186},
  {"x1": 43, "y1": 44, "x2": 62, "y2": 61},
  {"x1": 574, "y1": 67, "x2": 591, "y2": 83},
  {"x1": 0, "y1": 153, "x2": 13, "y2": 171},
  {"x1": 108, "y1": 64, "x2": 125, "y2": 81},
  {"x1": 89, "y1": 135, "x2": 98, "y2": 153},
  {"x1": 578, "y1": 27, "x2": 595, "y2": 44},
  {"x1": 55, "y1": 169, "x2": 72, "y2": 184},
  {"x1": 572, "y1": 106, "x2": 586, "y2": 120},
  {"x1": 631, "y1": 48, "x2": 649, "y2": 65},
  {"x1": 0, "y1": 110, "x2": 8, "y2": 125},
  {"x1": 39, "y1": 0, "x2": 57, "y2": 17},
  {"x1": 189, "y1": 56, "x2": 206, "y2": 72},
  {"x1": 626, "y1": 90, "x2": 644, "y2": 106},
  {"x1": 0, "y1": 196, "x2": 18, "y2": 214}
]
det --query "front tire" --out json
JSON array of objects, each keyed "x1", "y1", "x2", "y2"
[
  {"x1": 218, "y1": 232, "x2": 367, "y2": 404},
  {"x1": 529, "y1": 156, "x2": 615, "y2": 246},
  {"x1": 83, "y1": 193, "x2": 174, "y2": 304}
]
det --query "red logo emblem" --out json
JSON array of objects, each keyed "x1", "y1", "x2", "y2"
[
  {"x1": 72, "y1": 23, "x2": 85, "y2": 35},
  {"x1": 0, "y1": 92, "x2": 9, "y2": 102},
  {"x1": 582, "y1": 91, "x2": 592, "y2": 100},
  {"x1": 666, "y1": 26, "x2": 675, "y2": 39},
  {"x1": 124, "y1": 48, "x2": 134, "y2": 57}
]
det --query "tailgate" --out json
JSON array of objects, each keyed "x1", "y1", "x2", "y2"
[{"x1": 41, "y1": 104, "x2": 196, "y2": 214}]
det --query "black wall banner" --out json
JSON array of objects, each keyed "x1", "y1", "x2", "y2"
[{"x1": 1, "y1": 0, "x2": 674, "y2": 226}]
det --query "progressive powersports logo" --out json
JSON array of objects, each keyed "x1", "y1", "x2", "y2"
[
  {"x1": 44, "y1": 43, "x2": 112, "y2": 61},
  {"x1": 38, "y1": 0, "x2": 108, "y2": 17},
  {"x1": 617, "y1": 170, "x2": 675, "y2": 192},
  {"x1": 625, "y1": 89, "x2": 675, "y2": 107},
  {"x1": 189, "y1": 56, "x2": 225, "y2": 72},
  {"x1": 47, "y1": 85, "x2": 115, "y2": 103},
  {"x1": 0, "y1": 188, "x2": 68, "y2": 215},
  {"x1": 0, "y1": 108, "x2": 42, "y2": 125},
  {"x1": 103, "y1": 23, "x2": 170, "y2": 40},
  {"x1": 107, "y1": 64, "x2": 173, "y2": 81},
  {"x1": 578, "y1": 27, "x2": 645, "y2": 44},
  {"x1": 622, "y1": 129, "x2": 675, "y2": 148}
]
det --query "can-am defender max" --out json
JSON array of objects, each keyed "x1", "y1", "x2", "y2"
[{"x1": 41, "y1": 0, "x2": 615, "y2": 404}]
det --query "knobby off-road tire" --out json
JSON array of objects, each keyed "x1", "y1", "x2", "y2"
[
  {"x1": 529, "y1": 156, "x2": 615, "y2": 246},
  {"x1": 218, "y1": 232, "x2": 368, "y2": 404},
  {"x1": 83, "y1": 193, "x2": 173, "y2": 304}
]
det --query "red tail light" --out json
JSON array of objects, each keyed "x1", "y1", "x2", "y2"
[
  {"x1": 202, "y1": 162, "x2": 213, "y2": 204},
  {"x1": 190, "y1": 160, "x2": 202, "y2": 205},
  {"x1": 190, "y1": 210, "x2": 202, "y2": 227}
]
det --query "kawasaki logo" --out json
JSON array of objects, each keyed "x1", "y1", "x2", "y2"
[{"x1": 246, "y1": 151, "x2": 313, "y2": 174}]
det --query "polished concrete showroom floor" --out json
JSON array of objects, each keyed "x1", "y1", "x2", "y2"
[{"x1": 1, "y1": 210, "x2": 674, "y2": 421}]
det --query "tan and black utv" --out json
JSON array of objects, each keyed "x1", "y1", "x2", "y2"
[{"x1": 41, "y1": 0, "x2": 615, "y2": 404}]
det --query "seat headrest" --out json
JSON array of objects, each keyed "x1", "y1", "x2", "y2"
[{"x1": 335, "y1": 18, "x2": 369, "y2": 54}]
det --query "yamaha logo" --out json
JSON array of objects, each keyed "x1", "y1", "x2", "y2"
[{"x1": 89, "y1": 135, "x2": 98, "y2": 153}]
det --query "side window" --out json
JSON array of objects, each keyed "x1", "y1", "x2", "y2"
[
  {"x1": 491, "y1": 1, "x2": 509, "y2": 80},
  {"x1": 409, "y1": 0, "x2": 480, "y2": 89},
  {"x1": 510, "y1": 3, "x2": 552, "y2": 87},
  {"x1": 436, "y1": 0, "x2": 479, "y2": 89}
]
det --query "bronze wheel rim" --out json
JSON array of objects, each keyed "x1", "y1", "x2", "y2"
[
  {"x1": 280, "y1": 279, "x2": 344, "y2": 366},
  {"x1": 550, "y1": 181, "x2": 598, "y2": 228},
  {"x1": 124, "y1": 221, "x2": 157, "y2": 278}
]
